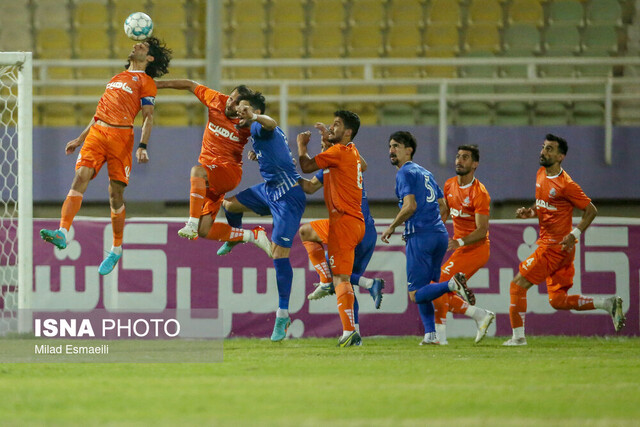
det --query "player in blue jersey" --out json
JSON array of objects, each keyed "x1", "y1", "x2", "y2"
[
  {"x1": 217, "y1": 91, "x2": 306, "y2": 342},
  {"x1": 298, "y1": 125, "x2": 384, "y2": 325},
  {"x1": 381, "y1": 131, "x2": 476, "y2": 345}
]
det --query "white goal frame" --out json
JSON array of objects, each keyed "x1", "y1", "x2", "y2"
[{"x1": 0, "y1": 52, "x2": 33, "y2": 333}]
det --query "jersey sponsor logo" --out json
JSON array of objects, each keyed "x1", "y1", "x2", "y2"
[
  {"x1": 463, "y1": 196, "x2": 470, "y2": 206},
  {"x1": 450, "y1": 207, "x2": 471, "y2": 218},
  {"x1": 208, "y1": 122, "x2": 240, "y2": 142},
  {"x1": 536, "y1": 198, "x2": 557, "y2": 211},
  {"x1": 205, "y1": 164, "x2": 217, "y2": 170},
  {"x1": 549, "y1": 188, "x2": 557, "y2": 198},
  {"x1": 106, "y1": 81, "x2": 133, "y2": 94}
]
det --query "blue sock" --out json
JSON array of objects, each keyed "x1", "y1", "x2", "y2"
[
  {"x1": 223, "y1": 206, "x2": 243, "y2": 228},
  {"x1": 414, "y1": 281, "x2": 450, "y2": 304},
  {"x1": 350, "y1": 273, "x2": 362, "y2": 287},
  {"x1": 353, "y1": 295, "x2": 359, "y2": 325},
  {"x1": 418, "y1": 302, "x2": 436, "y2": 333},
  {"x1": 273, "y1": 258, "x2": 292, "y2": 310}
]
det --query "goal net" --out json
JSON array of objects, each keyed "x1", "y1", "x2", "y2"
[{"x1": 0, "y1": 52, "x2": 32, "y2": 335}]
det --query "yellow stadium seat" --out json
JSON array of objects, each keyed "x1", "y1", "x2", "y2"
[
  {"x1": 347, "y1": 24, "x2": 384, "y2": 57},
  {"x1": 233, "y1": 0, "x2": 268, "y2": 26},
  {"x1": 548, "y1": 0, "x2": 585, "y2": 27},
  {"x1": 37, "y1": 29, "x2": 73, "y2": 59},
  {"x1": 507, "y1": 0, "x2": 543, "y2": 25},
  {"x1": 41, "y1": 104, "x2": 78, "y2": 126},
  {"x1": 387, "y1": 0, "x2": 425, "y2": 27},
  {"x1": 113, "y1": 0, "x2": 150, "y2": 29},
  {"x1": 34, "y1": 0, "x2": 70, "y2": 29},
  {"x1": 350, "y1": 0, "x2": 385, "y2": 26},
  {"x1": 464, "y1": 24, "x2": 500, "y2": 53},
  {"x1": 343, "y1": 102, "x2": 377, "y2": 125},
  {"x1": 231, "y1": 26, "x2": 268, "y2": 57},
  {"x1": 303, "y1": 102, "x2": 341, "y2": 125},
  {"x1": 75, "y1": 28, "x2": 110, "y2": 58},
  {"x1": 268, "y1": 0, "x2": 305, "y2": 26},
  {"x1": 424, "y1": 24, "x2": 459, "y2": 55},
  {"x1": 0, "y1": 27, "x2": 33, "y2": 52},
  {"x1": 308, "y1": 27, "x2": 345, "y2": 58},
  {"x1": 467, "y1": 0, "x2": 503, "y2": 25},
  {"x1": 421, "y1": 52, "x2": 456, "y2": 77},
  {"x1": 386, "y1": 24, "x2": 422, "y2": 57},
  {"x1": 427, "y1": 0, "x2": 461, "y2": 25},
  {"x1": 154, "y1": 103, "x2": 189, "y2": 126},
  {"x1": 73, "y1": 1, "x2": 109, "y2": 27},
  {"x1": 153, "y1": 1, "x2": 187, "y2": 28},
  {"x1": 269, "y1": 25, "x2": 304, "y2": 58},
  {"x1": 0, "y1": 3, "x2": 30, "y2": 28},
  {"x1": 309, "y1": 0, "x2": 347, "y2": 28}
]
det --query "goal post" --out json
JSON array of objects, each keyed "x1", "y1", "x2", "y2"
[{"x1": 0, "y1": 52, "x2": 33, "y2": 335}]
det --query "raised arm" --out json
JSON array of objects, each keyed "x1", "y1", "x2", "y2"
[
  {"x1": 297, "y1": 131, "x2": 320, "y2": 173},
  {"x1": 65, "y1": 118, "x2": 95, "y2": 155},
  {"x1": 155, "y1": 79, "x2": 198, "y2": 93},
  {"x1": 298, "y1": 176, "x2": 323, "y2": 194},
  {"x1": 237, "y1": 103, "x2": 277, "y2": 131}
]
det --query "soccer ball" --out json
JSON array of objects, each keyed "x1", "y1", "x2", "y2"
[{"x1": 124, "y1": 12, "x2": 153, "y2": 41}]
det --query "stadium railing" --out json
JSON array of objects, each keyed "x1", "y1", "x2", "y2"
[{"x1": 33, "y1": 56, "x2": 640, "y2": 166}]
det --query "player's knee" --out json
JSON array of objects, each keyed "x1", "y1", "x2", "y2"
[
  {"x1": 409, "y1": 291, "x2": 417, "y2": 304},
  {"x1": 190, "y1": 165, "x2": 206, "y2": 178},
  {"x1": 272, "y1": 245, "x2": 290, "y2": 259},
  {"x1": 549, "y1": 293, "x2": 568, "y2": 310},
  {"x1": 298, "y1": 224, "x2": 312, "y2": 241}
]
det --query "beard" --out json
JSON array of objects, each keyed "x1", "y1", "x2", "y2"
[
  {"x1": 539, "y1": 156, "x2": 554, "y2": 167},
  {"x1": 455, "y1": 167, "x2": 470, "y2": 176},
  {"x1": 390, "y1": 156, "x2": 399, "y2": 166}
]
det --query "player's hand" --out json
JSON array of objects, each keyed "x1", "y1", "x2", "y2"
[
  {"x1": 560, "y1": 233, "x2": 577, "y2": 252},
  {"x1": 314, "y1": 122, "x2": 330, "y2": 138},
  {"x1": 447, "y1": 238, "x2": 460, "y2": 251},
  {"x1": 236, "y1": 104, "x2": 255, "y2": 127},
  {"x1": 65, "y1": 138, "x2": 82, "y2": 155},
  {"x1": 516, "y1": 207, "x2": 536, "y2": 219},
  {"x1": 381, "y1": 226, "x2": 396, "y2": 244},
  {"x1": 136, "y1": 147, "x2": 149, "y2": 163},
  {"x1": 297, "y1": 131, "x2": 311, "y2": 148},
  {"x1": 248, "y1": 150, "x2": 258, "y2": 161}
]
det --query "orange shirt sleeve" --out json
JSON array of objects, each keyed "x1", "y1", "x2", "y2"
[
  {"x1": 474, "y1": 184, "x2": 491, "y2": 216},
  {"x1": 193, "y1": 84, "x2": 225, "y2": 108},
  {"x1": 563, "y1": 179, "x2": 591, "y2": 210},
  {"x1": 141, "y1": 76, "x2": 157, "y2": 98},
  {"x1": 315, "y1": 144, "x2": 343, "y2": 169}
]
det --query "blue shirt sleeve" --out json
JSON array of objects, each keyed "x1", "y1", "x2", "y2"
[
  {"x1": 396, "y1": 168, "x2": 414, "y2": 199},
  {"x1": 250, "y1": 121, "x2": 273, "y2": 139},
  {"x1": 315, "y1": 170, "x2": 324, "y2": 184}
]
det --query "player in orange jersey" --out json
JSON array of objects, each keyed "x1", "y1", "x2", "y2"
[
  {"x1": 297, "y1": 110, "x2": 366, "y2": 347},
  {"x1": 155, "y1": 80, "x2": 271, "y2": 256},
  {"x1": 40, "y1": 38, "x2": 172, "y2": 276},
  {"x1": 434, "y1": 145, "x2": 495, "y2": 345},
  {"x1": 504, "y1": 134, "x2": 626, "y2": 346}
]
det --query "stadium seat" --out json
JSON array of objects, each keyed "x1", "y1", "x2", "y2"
[
  {"x1": 0, "y1": 2, "x2": 30, "y2": 29},
  {"x1": 502, "y1": 23, "x2": 541, "y2": 56},
  {"x1": 380, "y1": 104, "x2": 417, "y2": 126},
  {"x1": 346, "y1": 24, "x2": 384, "y2": 57},
  {"x1": 231, "y1": 27, "x2": 268, "y2": 58},
  {"x1": 349, "y1": 0, "x2": 386, "y2": 27},
  {"x1": 586, "y1": 0, "x2": 622, "y2": 26},
  {"x1": 386, "y1": 23, "x2": 423, "y2": 57},
  {"x1": 343, "y1": 102, "x2": 377, "y2": 125},
  {"x1": 303, "y1": 102, "x2": 341, "y2": 125},
  {"x1": 37, "y1": 29, "x2": 73, "y2": 59},
  {"x1": 427, "y1": 0, "x2": 461, "y2": 25},
  {"x1": 72, "y1": 1, "x2": 109, "y2": 27},
  {"x1": 153, "y1": 0, "x2": 188, "y2": 28},
  {"x1": 543, "y1": 25, "x2": 581, "y2": 55},
  {"x1": 548, "y1": 0, "x2": 585, "y2": 27},
  {"x1": 232, "y1": 0, "x2": 268, "y2": 26},
  {"x1": 113, "y1": 0, "x2": 150, "y2": 29},
  {"x1": 463, "y1": 24, "x2": 501, "y2": 53},
  {"x1": 40, "y1": 104, "x2": 78, "y2": 126},
  {"x1": 308, "y1": 0, "x2": 347, "y2": 58},
  {"x1": 0, "y1": 27, "x2": 33, "y2": 53},
  {"x1": 467, "y1": 0, "x2": 504, "y2": 25},
  {"x1": 153, "y1": 103, "x2": 189, "y2": 126},
  {"x1": 507, "y1": 0, "x2": 543, "y2": 26},
  {"x1": 75, "y1": 28, "x2": 111, "y2": 59},
  {"x1": 495, "y1": 99, "x2": 531, "y2": 126},
  {"x1": 34, "y1": 0, "x2": 71, "y2": 30},
  {"x1": 573, "y1": 101, "x2": 604, "y2": 125},
  {"x1": 424, "y1": 25, "x2": 460, "y2": 55},
  {"x1": 268, "y1": 0, "x2": 305, "y2": 26},
  {"x1": 268, "y1": 25, "x2": 304, "y2": 58},
  {"x1": 582, "y1": 25, "x2": 619, "y2": 55},
  {"x1": 387, "y1": 0, "x2": 425, "y2": 28},
  {"x1": 458, "y1": 51, "x2": 499, "y2": 78}
]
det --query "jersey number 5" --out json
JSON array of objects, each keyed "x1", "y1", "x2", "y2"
[{"x1": 424, "y1": 175, "x2": 436, "y2": 202}]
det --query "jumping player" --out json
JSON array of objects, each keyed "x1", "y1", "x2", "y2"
[
  {"x1": 296, "y1": 110, "x2": 365, "y2": 347},
  {"x1": 155, "y1": 80, "x2": 271, "y2": 256},
  {"x1": 434, "y1": 145, "x2": 495, "y2": 345},
  {"x1": 504, "y1": 134, "x2": 626, "y2": 345},
  {"x1": 381, "y1": 131, "x2": 475, "y2": 345},
  {"x1": 215, "y1": 92, "x2": 306, "y2": 342},
  {"x1": 40, "y1": 38, "x2": 172, "y2": 275}
]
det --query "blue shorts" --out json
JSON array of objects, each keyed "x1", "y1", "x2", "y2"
[
  {"x1": 235, "y1": 183, "x2": 306, "y2": 248},
  {"x1": 352, "y1": 221, "x2": 377, "y2": 275},
  {"x1": 406, "y1": 231, "x2": 448, "y2": 293}
]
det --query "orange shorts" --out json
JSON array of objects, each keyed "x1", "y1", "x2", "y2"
[
  {"x1": 327, "y1": 214, "x2": 365, "y2": 276},
  {"x1": 201, "y1": 162, "x2": 242, "y2": 217},
  {"x1": 519, "y1": 244, "x2": 575, "y2": 293},
  {"x1": 76, "y1": 124, "x2": 134, "y2": 184},
  {"x1": 310, "y1": 219, "x2": 329, "y2": 244},
  {"x1": 440, "y1": 240, "x2": 490, "y2": 282}
]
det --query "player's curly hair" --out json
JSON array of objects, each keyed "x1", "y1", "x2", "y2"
[
  {"x1": 389, "y1": 131, "x2": 417, "y2": 159},
  {"x1": 334, "y1": 110, "x2": 360, "y2": 140},
  {"x1": 125, "y1": 37, "x2": 172, "y2": 79},
  {"x1": 237, "y1": 91, "x2": 267, "y2": 114}
]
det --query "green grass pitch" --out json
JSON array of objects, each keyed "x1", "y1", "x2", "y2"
[{"x1": 1, "y1": 336, "x2": 639, "y2": 426}]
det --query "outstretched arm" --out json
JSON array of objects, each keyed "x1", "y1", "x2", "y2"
[
  {"x1": 297, "y1": 131, "x2": 320, "y2": 173},
  {"x1": 237, "y1": 104, "x2": 277, "y2": 131},
  {"x1": 65, "y1": 118, "x2": 95, "y2": 155},
  {"x1": 155, "y1": 79, "x2": 198, "y2": 93},
  {"x1": 136, "y1": 104, "x2": 154, "y2": 163}
]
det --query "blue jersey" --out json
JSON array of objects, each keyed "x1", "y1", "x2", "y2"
[
  {"x1": 251, "y1": 121, "x2": 301, "y2": 201},
  {"x1": 395, "y1": 161, "x2": 446, "y2": 237},
  {"x1": 315, "y1": 169, "x2": 374, "y2": 226}
]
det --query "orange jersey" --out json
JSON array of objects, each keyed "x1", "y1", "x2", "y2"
[
  {"x1": 94, "y1": 70, "x2": 157, "y2": 126},
  {"x1": 314, "y1": 142, "x2": 364, "y2": 221},
  {"x1": 535, "y1": 167, "x2": 591, "y2": 245},
  {"x1": 444, "y1": 176, "x2": 491, "y2": 244},
  {"x1": 193, "y1": 85, "x2": 251, "y2": 166}
]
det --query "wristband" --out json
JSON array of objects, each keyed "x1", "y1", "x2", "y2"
[
  {"x1": 138, "y1": 143, "x2": 147, "y2": 150},
  {"x1": 456, "y1": 238, "x2": 465, "y2": 247},
  {"x1": 570, "y1": 228, "x2": 581, "y2": 239},
  {"x1": 251, "y1": 113, "x2": 258, "y2": 121}
]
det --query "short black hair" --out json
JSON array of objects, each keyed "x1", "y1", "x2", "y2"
[
  {"x1": 458, "y1": 144, "x2": 479, "y2": 162},
  {"x1": 334, "y1": 110, "x2": 360, "y2": 140},
  {"x1": 125, "y1": 37, "x2": 172, "y2": 79},
  {"x1": 231, "y1": 84, "x2": 253, "y2": 98},
  {"x1": 237, "y1": 91, "x2": 266, "y2": 114},
  {"x1": 389, "y1": 131, "x2": 417, "y2": 159},
  {"x1": 545, "y1": 133, "x2": 568, "y2": 155}
]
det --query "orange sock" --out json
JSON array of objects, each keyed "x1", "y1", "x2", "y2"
[
  {"x1": 335, "y1": 281, "x2": 355, "y2": 332},
  {"x1": 189, "y1": 177, "x2": 207, "y2": 219},
  {"x1": 60, "y1": 195, "x2": 83, "y2": 231},
  {"x1": 110, "y1": 207, "x2": 126, "y2": 247},
  {"x1": 448, "y1": 292, "x2": 469, "y2": 314},
  {"x1": 549, "y1": 293, "x2": 595, "y2": 311},
  {"x1": 433, "y1": 293, "x2": 449, "y2": 325},
  {"x1": 302, "y1": 241, "x2": 332, "y2": 284},
  {"x1": 509, "y1": 282, "x2": 528, "y2": 329},
  {"x1": 205, "y1": 222, "x2": 244, "y2": 241}
]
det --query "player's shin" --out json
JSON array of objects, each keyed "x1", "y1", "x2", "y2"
[
  {"x1": 335, "y1": 281, "x2": 356, "y2": 333},
  {"x1": 188, "y1": 176, "x2": 207, "y2": 219},
  {"x1": 110, "y1": 205, "x2": 125, "y2": 248},
  {"x1": 414, "y1": 281, "x2": 450, "y2": 304},
  {"x1": 274, "y1": 258, "x2": 293, "y2": 313},
  {"x1": 60, "y1": 194, "x2": 83, "y2": 231},
  {"x1": 302, "y1": 241, "x2": 332, "y2": 284},
  {"x1": 509, "y1": 282, "x2": 528, "y2": 331}
]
